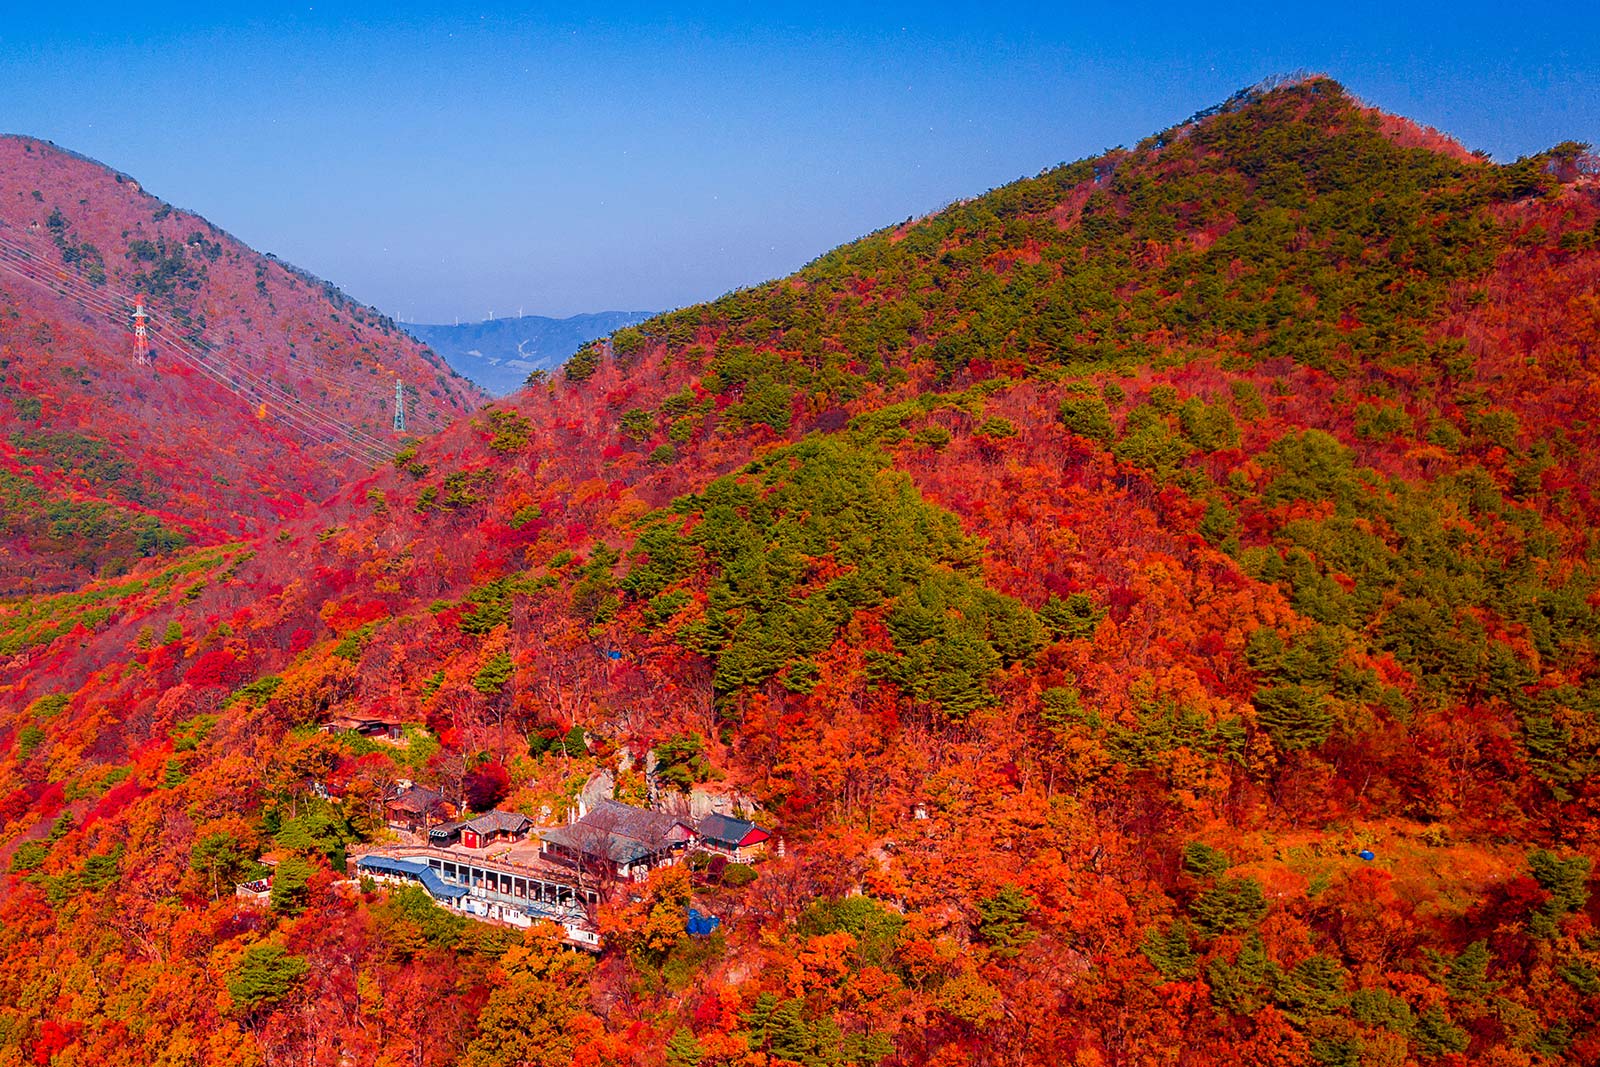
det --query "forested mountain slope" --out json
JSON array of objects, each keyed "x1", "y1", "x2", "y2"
[
  {"x1": 0, "y1": 136, "x2": 481, "y2": 592},
  {"x1": 3, "y1": 78, "x2": 1600, "y2": 1066}
]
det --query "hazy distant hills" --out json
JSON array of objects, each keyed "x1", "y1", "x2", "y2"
[{"x1": 406, "y1": 311, "x2": 656, "y2": 395}]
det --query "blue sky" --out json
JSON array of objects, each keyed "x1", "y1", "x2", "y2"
[{"x1": 4, "y1": 3, "x2": 1597, "y2": 322}]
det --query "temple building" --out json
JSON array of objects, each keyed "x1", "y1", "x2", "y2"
[
  {"x1": 540, "y1": 798, "x2": 696, "y2": 882},
  {"x1": 695, "y1": 812, "x2": 771, "y2": 862},
  {"x1": 427, "y1": 809, "x2": 534, "y2": 849},
  {"x1": 384, "y1": 784, "x2": 454, "y2": 833}
]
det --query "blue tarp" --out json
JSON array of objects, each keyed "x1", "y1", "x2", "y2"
[
  {"x1": 1358, "y1": 849, "x2": 1376, "y2": 862},
  {"x1": 358, "y1": 855, "x2": 471, "y2": 900},
  {"x1": 686, "y1": 907, "x2": 721, "y2": 937}
]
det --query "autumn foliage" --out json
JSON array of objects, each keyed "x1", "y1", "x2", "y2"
[{"x1": 2, "y1": 78, "x2": 1600, "y2": 1065}]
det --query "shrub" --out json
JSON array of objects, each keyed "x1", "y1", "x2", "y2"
[
  {"x1": 975, "y1": 883, "x2": 1037, "y2": 957},
  {"x1": 1038, "y1": 685, "x2": 1083, "y2": 728},
  {"x1": 16, "y1": 724, "x2": 45, "y2": 758},
  {"x1": 1183, "y1": 842, "x2": 1231, "y2": 877},
  {"x1": 1179, "y1": 399, "x2": 1241, "y2": 451},
  {"x1": 721, "y1": 863, "x2": 758, "y2": 888},
  {"x1": 27, "y1": 694, "x2": 69, "y2": 717},
  {"x1": 1147, "y1": 384, "x2": 1180, "y2": 413},
  {"x1": 1142, "y1": 921, "x2": 1197, "y2": 980},
  {"x1": 566, "y1": 342, "x2": 601, "y2": 381},
  {"x1": 1254, "y1": 683, "x2": 1334, "y2": 750},
  {"x1": 228, "y1": 944, "x2": 308, "y2": 1015},
  {"x1": 1058, "y1": 394, "x2": 1114, "y2": 442},
  {"x1": 229, "y1": 675, "x2": 283, "y2": 708},
  {"x1": 557, "y1": 724, "x2": 587, "y2": 757},
  {"x1": 619, "y1": 408, "x2": 655, "y2": 441},
  {"x1": 1529, "y1": 849, "x2": 1591, "y2": 916},
  {"x1": 473, "y1": 651, "x2": 515, "y2": 696},
  {"x1": 9, "y1": 840, "x2": 50, "y2": 872},
  {"x1": 654, "y1": 733, "x2": 714, "y2": 793},
  {"x1": 1039, "y1": 593, "x2": 1104, "y2": 640},
  {"x1": 1413, "y1": 1005, "x2": 1468, "y2": 1057},
  {"x1": 463, "y1": 762, "x2": 511, "y2": 812},
  {"x1": 728, "y1": 376, "x2": 793, "y2": 432},
  {"x1": 270, "y1": 856, "x2": 315, "y2": 915},
  {"x1": 976, "y1": 415, "x2": 1019, "y2": 439},
  {"x1": 1190, "y1": 875, "x2": 1268, "y2": 934}
]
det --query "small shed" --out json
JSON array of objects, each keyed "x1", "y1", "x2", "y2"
[
  {"x1": 459, "y1": 810, "x2": 534, "y2": 850},
  {"x1": 385, "y1": 785, "x2": 454, "y2": 833},
  {"x1": 235, "y1": 876, "x2": 272, "y2": 907}
]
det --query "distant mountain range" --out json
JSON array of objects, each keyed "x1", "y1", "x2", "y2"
[{"x1": 406, "y1": 311, "x2": 656, "y2": 395}]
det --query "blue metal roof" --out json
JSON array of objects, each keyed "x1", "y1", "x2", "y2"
[
  {"x1": 417, "y1": 867, "x2": 469, "y2": 899},
  {"x1": 358, "y1": 855, "x2": 470, "y2": 899}
]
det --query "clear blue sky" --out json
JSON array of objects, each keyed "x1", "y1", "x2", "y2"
[{"x1": 4, "y1": 3, "x2": 1596, "y2": 322}]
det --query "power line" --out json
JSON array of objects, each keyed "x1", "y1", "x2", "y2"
[
  {"x1": 0, "y1": 252, "x2": 393, "y2": 465},
  {"x1": 0, "y1": 244, "x2": 391, "y2": 463},
  {"x1": 0, "y1": 223, "x2": 443, "y2": 466},
  {"x1": 0, "y1": 226, "x2": 415, "y2": 458},
  {"x1": 0, "y1": 234, "x2": 401, "y2": 459}
]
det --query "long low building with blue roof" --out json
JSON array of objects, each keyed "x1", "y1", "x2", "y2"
[
  {"x1": 357, "y1": 855, "x2": 471, "y2": 901},
  {"x1": 355, "y1": 850, "x2": 601, "y2": 949}
]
